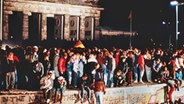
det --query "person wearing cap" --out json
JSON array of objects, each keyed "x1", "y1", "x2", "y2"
[
  {"x1": 53, "y1": 76, "x2": 67, "y2": 103},
  {"x1": 40, "y1": 71, "x2": 54, "y2": 103}
]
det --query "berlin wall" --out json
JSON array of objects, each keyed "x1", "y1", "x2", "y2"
[{"x1": 0, "y1": 83, "x2": 184, "y2": 104}]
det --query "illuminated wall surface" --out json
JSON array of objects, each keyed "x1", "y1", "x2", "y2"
[{"x1": 0, "y1": 83, "x2": 184, "y2": 104}]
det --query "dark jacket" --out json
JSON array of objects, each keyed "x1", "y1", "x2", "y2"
[
  {"x1": 77, "y1": 76, "x2": 90, "y2": 88},
  {"x1": 1, "y1": 58, "x2": 16, "y2": 73}
]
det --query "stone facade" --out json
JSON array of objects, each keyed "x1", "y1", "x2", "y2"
[{"x1": 1, "y1": 0, "x2": 103, "y2": 42}]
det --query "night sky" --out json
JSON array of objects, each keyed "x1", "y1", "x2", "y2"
[{"x1": 98, "y1": 0, "x2": 184, "y2": 48}]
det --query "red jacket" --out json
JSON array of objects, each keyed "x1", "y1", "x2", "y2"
[
  {"x1": 13, "y1": 55, "x2": 20, "y2": 63},
  {"x1": 58, "y1": 57, "x2": 67, "y2": 74},
  {"x1": 138, "y1": 55, "x2": 145, "y2": 70},
  {"x1": 91, "y1": 81, "x2": 106, "y2": 94}
]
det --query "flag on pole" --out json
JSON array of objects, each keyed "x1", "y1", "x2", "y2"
[
  {"x1": 74, "y1": 41, "x2": 85, "y2": 48},
  {"x1": 128, "y1": 11, "x2": 132, "y2": 19}
]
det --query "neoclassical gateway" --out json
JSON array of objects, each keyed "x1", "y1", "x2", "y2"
[{"x1": 0, "y1": 0, "x2": 103, "y2": 44}]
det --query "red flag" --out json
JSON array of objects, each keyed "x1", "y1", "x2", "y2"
[
  {"x1": 74, "y1": 41, "x2": 85, "y2": 48},
  {"x1": 128, "y1": 11, "x2": 132, "y2": 19}
]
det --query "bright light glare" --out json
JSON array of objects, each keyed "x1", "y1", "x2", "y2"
[
  {"x1": 162, "y1": 21, "x2": 166, "y2": 24},
  {"x1": 170, "y1": 1, "x2": 178, "y2": 6}
]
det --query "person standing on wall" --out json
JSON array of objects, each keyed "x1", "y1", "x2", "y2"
[
  {"x1": 1, "y1": 50, "x2": 16, "y2": 90},
  {"x1": 58, "y1": 52, "x2": 68, "y2": 77},
  {"x1": 137, "y1": 50, "x2": 146, "y2": 83}
]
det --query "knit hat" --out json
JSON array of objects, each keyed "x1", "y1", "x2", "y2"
[
  {"x1": 33, "y1": 45, "x2": 38, "y2": 49},
  {"x1": 58, "y1": 76, "x2": 64, "y2": 80}
]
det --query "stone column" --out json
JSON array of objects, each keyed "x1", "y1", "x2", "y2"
[
  {"x1": 76, "y1": 16, "x2": 80, "y2": 41},
  {"x1": 80, "y1": 16, "x2": 85, "y2": 40},
  {"x1": 61, "y1": 15, "x2": 64, "y2": 40},
  {"x1": 64, "y1": 14, "x2": 70, "y2": 40},
  {"x1": 22, "y1": 14, "x2": 29, "y2": 40},
  {"x1": 41, "y1": 14, "x2": 47, "y2": 40},
  {"x1": 2, "y1": 14, "x2": 9, "y2": 40},
  {"x1": 91, "y1": 17, "x2": 95, "y2": 40},
  {"x1": 94, "y1": 17, "x2": 100, "y2": 40}
]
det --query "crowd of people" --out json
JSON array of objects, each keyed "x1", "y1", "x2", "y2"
[{"x1": 0, "y1": 44, "x2": 183, "y2": 103}]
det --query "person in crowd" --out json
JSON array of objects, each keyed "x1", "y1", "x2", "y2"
[
  {"x1": 12, "y1": 46, "x2": 27, "y2": 89},
  {"x1": 126, "y1": 51, "x2": 134, "y2": 85},
  {"x1": 23, "y1": 46, "x2": 36, "y2": 90},
  {"x1": 1, "y1": 51, "x2": 16, "y2": 90},
  {"x1": 30, "y1": 46, "x2": 39, "y2": 63},
  {"x1": 110, "y1": 52, "x2": 116, "y2": 87},
  {"x1": 94, "y1": 63, "x2": 104, "y2": 83},
  {"x1": 177, "y1": 52, "x2": 184, "y2": 79},
  {"x1": 158, "y1": 66, "x2": 170, "y2": 83},
  {"x1": 53, "y1": 76, "x2": 67, "y2": 103},
  {"x1": 96, "y1": 51, "x2": 105, "y2": 82},
  {"x1": 10, "y1": 48, "x2": 20, "y2": 89},
  {"x1": 42, "y1": 50, "x2": 51, "y2": 76},
  {"x1": 91, "y1": 79, "x2": 106, "y2": 104},
  {"x1": 113, "y1": 69, "x2": 126, "y2": 87},
  {"x1": 72, "y1": 53, "x2": 80, "y2": 88},
  {"x1": 168, "y1": 57, "x2": 177, "y2": 79},
  {"x1": 24, "y1": 46, "x2": 32, "y2": 63},
  {"x1": 66, "y1": 53, "x2": 74, "y2": 88},
  {"x1": 0, "y1": 49, "x2": 6, "y2": 90},
  {"x1": 30, "y1": 46, "x2": 42, "y2": 90},
  {"x1": 53, "y1": 48, "x2": 60, "y2": 78},
  {"x1": 79, "y1": 54, "x2": 85, "y2": 78},
  {"x1": 33, "y1": 60, "x2": 44, "y2": 78},
  {"x1": 137, "y1": 50, "x2": 146, "y2": 83},
  {"x1": 84, "y1": 53, "x2": 98, "y2": 85},
  {"x1": 78, "y1": 74, "x2": 91, "y2": 104},
  {"x1": 113, "y1": 50, "x2": 119, "y2": 68},
  {"x1": 132, "y1": 48, "x2": 140, "y2": 83},
  {"x1": 175, "y1": 55, "x2": 182, "y2": 75},
  {"x1": 152, "y1": 58, "x2": 162, "y2": 82},
  {"x1": 115, "y1": 56, "x2": 128, "y2": 86},
  {"x1": 144, "y1": 49, "x2": 153, "y2": 83},
  {"x1": 175, "y1": 52, "x2": 184, "y2": 78},
  {"x1": 166, "y1": 78, "x2": 181, "y2": 103},
  {"x1": 104, "y1": 51, "x2": 116, "y2": 87},
  {"x1": 175, "y1": 68, "x2": 182, "y2": 84},
  {"x1": 153, "y1": 49, "x2": 162, "y2": 61},
  {"x1": 32, "y1": 60, "x2": 44, "y2": 90},
  {"x1": 58, "y1": 52, "x2": 68, "y2": 76},
  {"x1": 40, "y1": 71, "x2": 55, "y2": 103}
]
